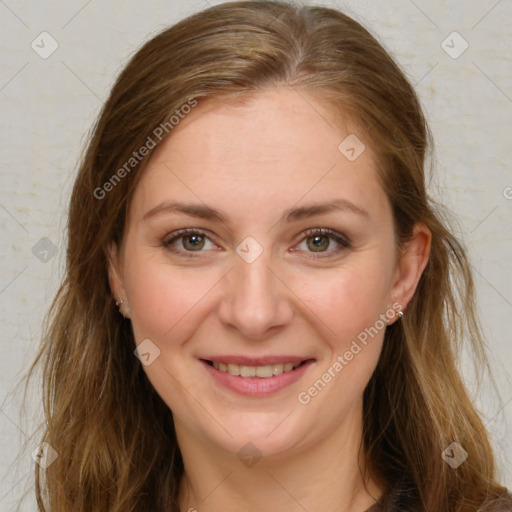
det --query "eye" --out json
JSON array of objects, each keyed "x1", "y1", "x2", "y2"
[
  {"x1": 293, "y1": 228, "x2": 351, "y2": 258},
  {"x1": 162, "y1": 227, "x2": 351, "y2": 259},
  {"x1": 162, "y1": 228, "x2": 218, "y2": 256}
]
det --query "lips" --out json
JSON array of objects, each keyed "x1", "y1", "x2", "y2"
[{"x1": 200, "y1": 357, "x2": 315, "y2": 396}]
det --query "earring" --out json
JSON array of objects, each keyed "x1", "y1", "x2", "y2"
[
  {"x1": 115, "y1": 298, "x2": 130, "y2": 318},
  {"x1": 397, "y1": 310, "x2": 404, "y2": 318}
]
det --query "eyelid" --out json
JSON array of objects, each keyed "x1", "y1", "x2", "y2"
[
  {"x1": 299, "y1": 227, "x2": 351, "y2": 247},
  {"x1": 162, "y1": 227, "x2": 213, "y2": 245}
]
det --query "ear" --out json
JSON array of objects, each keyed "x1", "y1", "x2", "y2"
[
  {"x1": 390, "y1": 222, "x2": 431, "y2": 317},
  {"x1": 107, "y1": 242, "x2": 128, "y2": 315}
]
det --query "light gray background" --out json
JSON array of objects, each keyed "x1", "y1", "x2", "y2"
[{"x1": 1, "y1": 0, "x2": 511, "y2": 509}]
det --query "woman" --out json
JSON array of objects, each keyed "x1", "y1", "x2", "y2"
[{"x1": 30, "y1": 1, "x2": 511, "y2": 511}]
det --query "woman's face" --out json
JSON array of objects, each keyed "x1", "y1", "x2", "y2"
[{"x1": 110, "y1": 87, "x2": 427, "y2": 459}]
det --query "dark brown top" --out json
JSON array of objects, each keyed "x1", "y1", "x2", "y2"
[{"x1": 361, "y1": 478, "x2": 512, "y2": 512}]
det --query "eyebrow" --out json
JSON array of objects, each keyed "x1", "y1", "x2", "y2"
[{"x1": 142, "y1": 198, "x2": 370, "y2": 224}]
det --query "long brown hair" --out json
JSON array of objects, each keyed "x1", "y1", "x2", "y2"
[{"x1": 28, "y1": 1, "x2": 509, "y2": 510}]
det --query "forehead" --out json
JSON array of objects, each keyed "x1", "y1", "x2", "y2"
[
  {"x1": 154, "y1": 87, "x2": 360, "y2": 169},
  {"x1": 129, "y1": 87, "x2": 390, "y2": 227}
]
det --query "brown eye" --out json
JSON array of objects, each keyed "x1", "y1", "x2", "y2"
[
  {"x1": 294, "y1": 228, "x2": 351, "y2": 259},
  {"x1": 306, "y1": 235, "x2": 330, "y2": 252},
  {"x1": 162, "y1": 229, "x2": 217, "y2": 257},
  {"x1": 182, "y1": 234, "x2": 205, "y2": 251}
]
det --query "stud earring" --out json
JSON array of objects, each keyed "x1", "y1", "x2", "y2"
[
  {"x1": 397, "y1": 310, "x2": 404, "y2": 318},
  {"x1": 115, "y1": 298, "x2": 130, "y2": 318}
]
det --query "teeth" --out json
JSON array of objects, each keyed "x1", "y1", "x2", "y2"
[
  {"x1": 241, "y1": 366, "x2": 256, "y2": 377},
  {"x1": 227, "y1": 363, "x2": 240, "y2": 376},
  {"x1": 211, "y1": 361, "x2": 302, "y2": 378}
]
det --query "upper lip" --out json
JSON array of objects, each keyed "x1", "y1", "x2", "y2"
[{"x1": 200, "y1": 356, "x2": 314, "y2": 366}]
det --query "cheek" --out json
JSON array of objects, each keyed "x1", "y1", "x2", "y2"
[
  {"x1": 295, "y1": 259, "x2": 393, "y2": 346},
  {"x1": 125, "y1": 259, "x2": 219, "y2": 342},
  {"x1": 294, "y1": 267, "x2": 390, "y2": 416},
  {"x1": 123, "y1": 256, "x2": 220, "y2": 407}
]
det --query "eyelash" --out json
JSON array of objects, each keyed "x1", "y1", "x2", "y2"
[{"x1": 162, "y1": 227, "x2": 351, "y2": 259}]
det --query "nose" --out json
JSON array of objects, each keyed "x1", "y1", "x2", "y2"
[{"x1": 217, "y1": 251, "x2": 294, "y2": 340}]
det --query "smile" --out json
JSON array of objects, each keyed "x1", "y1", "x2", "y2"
[{"x1": 200, "y1": 358, "x2": 315, "y2": 397}]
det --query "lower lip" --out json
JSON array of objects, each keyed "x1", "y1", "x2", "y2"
[{"x1": 200, "y1": 359, "x2": 315, "y2": 397}]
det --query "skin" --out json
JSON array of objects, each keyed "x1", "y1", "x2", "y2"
[{"x1": 109, "y1": 87, "x2": 431, "y2": 512}]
